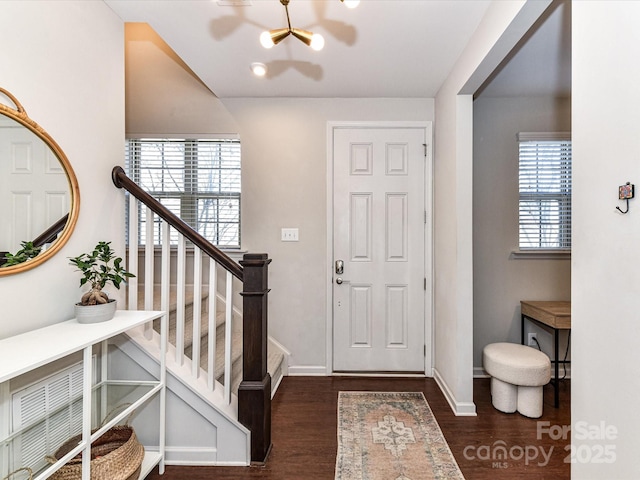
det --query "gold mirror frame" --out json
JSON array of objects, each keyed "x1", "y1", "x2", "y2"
[{"x1": 0, "y1": 87, "x2": 80, "y2": 276}]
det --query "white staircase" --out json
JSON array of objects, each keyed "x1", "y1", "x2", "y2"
[
  {"x1": 110, "y1": 282, "x2": 287, "y2": 466},
  {"x1": 113, "y1": 166, "x2": 281, "y2": 464}
]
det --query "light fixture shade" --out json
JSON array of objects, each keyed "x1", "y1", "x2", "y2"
[
  {"x1": 265, "y1": 28, "x2": 290, "y2": 48},
  {"x1": 290, "y1": 28, "x2": 314, "y2": 46},
  {"x1": 261, "y1": 0, "x2": 339, "y2": 51}
]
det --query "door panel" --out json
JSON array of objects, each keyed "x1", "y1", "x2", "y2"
[
  {"x1": 333, "y1": 126, "x2": 428, "y2": 372},
  {"x1": 0, "y1": 126, "x2": 69, "y2": 252}
]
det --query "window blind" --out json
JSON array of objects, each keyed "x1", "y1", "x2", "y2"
[
  {"x1": 517, "y1": 132, "x2": 572, "y2": 250},
  {"x1": 125, "y1": 138, "x2": 241, "y2": 247}
]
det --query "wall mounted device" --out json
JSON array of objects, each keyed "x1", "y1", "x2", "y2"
[{"x1": 616, "y1": 182, "x2": 634, "y2": 214}]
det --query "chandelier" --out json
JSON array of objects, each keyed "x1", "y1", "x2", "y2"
[{"x1": 260, "y1": 0, "x2": 359, "y2": 51}]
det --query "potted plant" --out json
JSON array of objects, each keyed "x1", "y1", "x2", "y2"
[
  {"x1": 69, "y1": 241, "x2": 134, "y2": 323},
  {"x1": 1, "y1": 241, "x2": 42, "y2": 267}
]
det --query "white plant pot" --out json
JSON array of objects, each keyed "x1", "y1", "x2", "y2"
[{"x1": 75, "y1": 299, "x2": 117, "y2": 324}]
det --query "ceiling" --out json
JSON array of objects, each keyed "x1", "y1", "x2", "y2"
[{"x1": 105, "y1": 0, "x2": 570, "y2": 99}]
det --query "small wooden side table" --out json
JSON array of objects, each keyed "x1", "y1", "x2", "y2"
[{"x1": 520, "y1": 300, "x2": 571, "y2": 408}]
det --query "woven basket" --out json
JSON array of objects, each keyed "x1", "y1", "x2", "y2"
[
  {"x1": 46, "y1": 425, "x2": 144, "y2": 480},
  {"x1": 2, "y1": 467, "x2": 32, "y2": 480}
]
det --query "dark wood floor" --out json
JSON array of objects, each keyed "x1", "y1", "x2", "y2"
[{"x1": 145, "y1": 376, "x2": 570, "y2": 479}]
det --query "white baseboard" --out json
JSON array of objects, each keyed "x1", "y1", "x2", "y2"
[
  {"x1": 433, "y1": 368, "x2": 477, "y2": 417},
  {"x1": 332, "y1": 372, "x2": 425, "y2": 378},
  {"x1": 287, "y1": 365, "x2": 328, "y2": 376},
  {"x1": 164, "y1": 447, "x2": 247, "y2": 466},
  {"x1": 163, "y1": 447, "x2": 217, "y2": 465}
]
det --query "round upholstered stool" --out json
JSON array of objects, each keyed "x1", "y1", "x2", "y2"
[{"x1": 483, "y1": 342, "x2": 551, "y2": 418}]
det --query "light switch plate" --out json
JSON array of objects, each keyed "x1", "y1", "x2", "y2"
[{"x1": 281, "y1": 228, "x2": 299, "y2": 242}]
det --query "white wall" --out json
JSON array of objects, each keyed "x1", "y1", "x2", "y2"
[
  {"x1": 572, "y1": 2, "x2": 640, "y2": 478},
  {"x1": 223, "y1": 98, "x2": 434, "y2": 371},
  {"x1": 433, "y1": 0, "x2": 551, "y2": 414},
  {"x1": 124, "y1": 27, "x2": 434, "y2": 371},
  {"x1": 473, "y1": 96, "x2": 571, "y2": 370},
  {"x1": 0, "y1": 1, "x2": 125, "y2": 338}
]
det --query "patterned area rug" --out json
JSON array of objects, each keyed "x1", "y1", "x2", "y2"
[{"x1": 335, "y1": 392, "x2": 465, "y2": 480}]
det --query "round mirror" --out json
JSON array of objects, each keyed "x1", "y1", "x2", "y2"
[{"x1": 0, "y1": 87, "x2": 79, "y2": 276}]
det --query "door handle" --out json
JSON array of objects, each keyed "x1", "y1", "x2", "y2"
[
  {"x1": 335, "y1": 259, "x2": 344, "y2": 275},
  {"x1": 335, "y1": 277, "x2": 350, "y2": 285}
]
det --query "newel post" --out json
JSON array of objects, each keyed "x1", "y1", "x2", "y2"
[{"x1": 238, "y1": 253, "x2": 272, "y2": 463}]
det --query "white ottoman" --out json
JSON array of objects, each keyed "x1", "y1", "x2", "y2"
[{"x1": 483, "y1": 342, "x2": 551, "y2": 418}]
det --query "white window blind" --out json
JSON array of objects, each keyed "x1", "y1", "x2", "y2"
[
  {"x1": 518, "y1": 132, "x2": 572, "y2": 250},
  {"x1": 126, "y1": 138, "x2": 241, "y2": 247}
]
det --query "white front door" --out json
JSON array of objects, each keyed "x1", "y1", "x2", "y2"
[{"x1": 332, "y1": 125, "x2": 431, "y2": 372}]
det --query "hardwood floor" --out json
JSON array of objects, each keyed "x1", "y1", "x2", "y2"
[{"x1": 144, "y1": 376, "x2": 570, "y2": 479}]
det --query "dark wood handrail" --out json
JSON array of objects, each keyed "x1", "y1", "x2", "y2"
[
  {"x1": 111, "y1": 166, "x2": 243, "y2": 281},
  {"x1": 33, "y1": 213, "x2": 69, "y2": 247},
  {"x1": 113, "y1": 165, "x2": 272, "y2": 463}
]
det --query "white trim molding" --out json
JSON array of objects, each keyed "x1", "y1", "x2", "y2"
[
  {"x1": 325, "y1": 121, "x2": 434, "y2": 376},
  {"x1": 287, "y1": 365, "x2": 328, "y2": 376},
  {"x1": 510, "y1": 249, "x2": 571, "y2": 260},
  {"x1": 434, "y1": 368, "x2": 477, "y2": 417}
]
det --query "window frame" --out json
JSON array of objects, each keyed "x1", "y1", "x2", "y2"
[
  {"x1": 125, "y1": 135, "x2": 241, "y2": 249},
  {"x1": 515, "y1": 132, "x2": 572, "y2": 257}
]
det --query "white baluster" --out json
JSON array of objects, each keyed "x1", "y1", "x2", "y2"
[
  {"x1": 224, "y1": 270, "x2": 233, "y2": 404},
  {"x1": 192, "y1": 249, "x2": 202, "y2": 379},
  {"x1": 207, "y1": 259, "x2": 217, "y2": 391},
  {"x1": 127, "y1": 196, "x2": 138, "y2": 311},
  {"x1": 160, "y1": 221, "x2": 170, "y2": 349},
  {"x1": 176, "y1": 235, "x2": 186, "y2": 366},
  {"x1": 144, "y1": 207, "x2": 154, "y2": 340}
]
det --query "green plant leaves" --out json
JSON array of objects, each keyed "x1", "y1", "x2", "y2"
[
  {"x1": 69, "y1": 241, "x2": 135, "y2": 293},
  {"x1": 1, "y1": 241, "x2": 43, "y2": 267}
]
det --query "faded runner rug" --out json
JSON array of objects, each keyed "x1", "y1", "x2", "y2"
[{"x1": 335, "y1": 392, "x2": 465, "y2": 480}]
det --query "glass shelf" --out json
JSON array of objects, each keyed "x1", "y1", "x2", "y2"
[
  {"x1": 0, "y1": 403, "x2": 91, "y2": 480},
  {"x1": 90, "y1": 381, "x2": 161, "y2": 440}
]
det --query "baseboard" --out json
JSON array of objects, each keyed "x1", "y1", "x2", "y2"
[
  {"x1": 433, "y1": 368, "x2": 477, "y2": 417},
  {"x1": 287, "y1": 365, "x2": 328, "y2": 376},
  {"x1": 332, "y1": 372, "x2": 425, "y2": 378},
  {"x1": 163, "y1": 446, "x2": 247, "y2": 466}
]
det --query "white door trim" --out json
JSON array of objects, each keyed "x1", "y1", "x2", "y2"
[{"x1": 325, "y1": 121, "x2": 434, "y2": 376}]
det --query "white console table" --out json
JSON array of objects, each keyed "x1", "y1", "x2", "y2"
[{"x1": 0, "y1": 310, "x2": 166, "y2": 480}]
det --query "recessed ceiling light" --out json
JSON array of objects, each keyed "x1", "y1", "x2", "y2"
[{"x1": 250, "y1": 62, "x2": 267, "y2": 77}]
